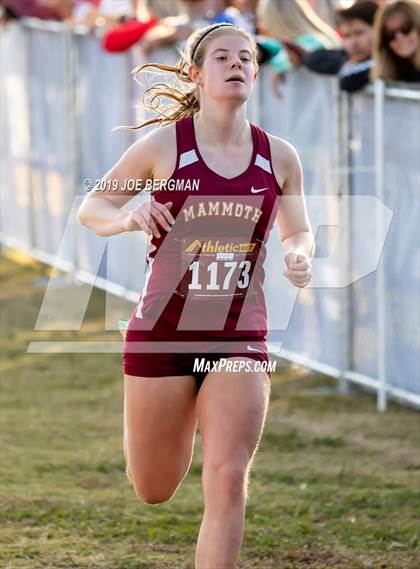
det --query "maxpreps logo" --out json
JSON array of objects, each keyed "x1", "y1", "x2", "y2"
[{"x1": 185, "y1": 239, "x2": 257, "y2": 254}]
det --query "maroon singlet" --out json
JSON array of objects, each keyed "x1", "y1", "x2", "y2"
[{"x1": 127, "y1": 114, "x2": 283, "y2": 344}]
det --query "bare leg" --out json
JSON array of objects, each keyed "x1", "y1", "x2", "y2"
[
  {"x1": 194, "y1": 360, "x2": 270, "y2": 568},
  {"x1": 123, "y1": 373, "x2": 198, "y2": 503}
]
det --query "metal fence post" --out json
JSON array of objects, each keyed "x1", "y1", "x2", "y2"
[
  {"x1": 64, "y1": 24, "x2": 78, "y2": 275},
  {"x1": 374, "y1": 79, "x2": 387, "y2": 412},
  {"x1": 23, "y1": 25, "x2": 36, "y2": 253},
  {"x1": 336, "y1": 84, "x2": 351, "y2": 396}
]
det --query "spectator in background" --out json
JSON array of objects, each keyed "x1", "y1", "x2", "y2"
[
  {"x1": 70, "y1": 0, "x2": 137, "y2": 29},
  {"x1": 335, "y1": 0, "x2": 379, "y2": 90},
  {"x1": 137, "y1": 0, "x2": 248, "y2": 55},
  {"x1": 136, "y1": 0, "x2": 209, "y2": 55},
  {"x1": 95, "y1": 0, "x2": 137, "y2": 25},
  {"x1": 1, "y1": 0, "x2": 75, "y2": 22},
  {"x1": 229, "y1": 0, "x2": 258, "y2": 34},
  {"x1": 68, "y1": 0, "x2": 101, "y2": 27},
  {"x1": 371, "y1": 0, "x2": 420, "y2": 83},
  {"x1": 289, "y1": 0, "x2": 380, "y2": 93},
  {"x1": 100, "y1": 1, "x2": 184, "y2": 52},
  {"x1": 256, "y1": 0, "x2": 341, "y2": 97},
  {"x1": 207, "y1": 0, "x2": 254, "y2": 32},
  {"x1": 307, "y1": 0, "x2": 348, "y2": 28},
  {"x1": 144, "y1": 0, "x2": 183, "y2": 20}
]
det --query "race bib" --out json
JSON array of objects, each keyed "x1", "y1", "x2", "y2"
[{"x1": 175, "y1": 235, "x2": 261, "y2": 302}]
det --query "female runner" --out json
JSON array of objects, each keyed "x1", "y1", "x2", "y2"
[{"x1": 78, "y1": 22, "x2": 315, "y2": 569}]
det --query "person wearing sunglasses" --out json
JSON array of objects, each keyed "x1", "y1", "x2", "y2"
[
  {"x1": 276, "y1": 0, "x2": 380, "y2": 93},
  {"x1": 372, "y1": 0, "x2": 420, "y2": 83}
]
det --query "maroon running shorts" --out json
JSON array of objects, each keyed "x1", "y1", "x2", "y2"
[{"x1": 122, "y1": 313, "x2": 272, "y2": 392}]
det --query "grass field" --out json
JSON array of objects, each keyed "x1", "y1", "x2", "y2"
[{"x1": 1, "y1": 249, "x2": 419, "y2": 569}]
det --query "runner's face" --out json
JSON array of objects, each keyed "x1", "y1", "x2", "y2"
[{"x1": 197, "y1": 33, "x2": 256, "y2": 103}]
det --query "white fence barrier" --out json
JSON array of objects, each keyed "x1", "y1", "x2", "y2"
[{"x1": 1, "y1": 20, "x2": 419, "y2": 410}]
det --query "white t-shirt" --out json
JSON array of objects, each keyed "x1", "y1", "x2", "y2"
[{"x1": 99, "y1": 0, "x2": 133, "y2": 16}]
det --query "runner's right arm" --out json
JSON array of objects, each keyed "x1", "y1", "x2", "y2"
[{"x1": 77, "y1": 130, "x2": 174, "y2": 237}]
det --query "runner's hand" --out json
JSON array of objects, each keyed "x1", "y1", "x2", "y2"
[
  {"x1": 124, "y1": 201, "x2": 174, "y2": 238},
  {"x1": 283, "y1": 250, "x2": 312, "y2": 288}
]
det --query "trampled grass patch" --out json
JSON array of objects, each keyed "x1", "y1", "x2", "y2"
[{"x1": 1, "y1": 249, "x2": 419, "y2": 568}]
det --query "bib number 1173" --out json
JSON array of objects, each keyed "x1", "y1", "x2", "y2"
[{"x1": 188, "y1": 260, "x2": 251, "y2": 291}]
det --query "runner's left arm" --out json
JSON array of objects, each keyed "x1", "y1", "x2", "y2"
[{"x1": 270, "y1": 136, "x2": 316, "y2": 260}]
